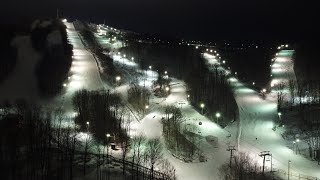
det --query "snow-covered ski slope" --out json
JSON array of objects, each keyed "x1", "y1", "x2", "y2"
[
  {"x1": 270, "y1": 50, "x2": 297, "y2": 102},
  {"x1": 47, "y1": 21, "x2": 110, "y2": 120},
  {"x1": 90, "y1": 24, "x2": 319, "y2": 179},
  {"x1": 65, "y1": 22, "x2": 106, "y2": 92},
  {"x1": 203, "y1": 51, "x2": 320, "y2": 179}
]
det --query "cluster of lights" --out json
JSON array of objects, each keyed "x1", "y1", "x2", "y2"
[{"x1": 277, "y1": 44, "x2": 289, "y2": 50}]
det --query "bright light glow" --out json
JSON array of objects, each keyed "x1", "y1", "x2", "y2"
[
  {"x1": 206, "y1": 49, "x2": 208, "y2": 51},
  {"x1": 200, "y1": 103, "x2": 205, "y2": 108},
  {"x1": 229, "y1": 77, "x2": 237, "y2": 82},
  {"x1": 62, "y1": 19, "x2": 67, "y2": 23},
  {"x1": 63, "y1": 83, "x2": 67, "y2": 87},
  {"x1": 187, "y1": 94, "x2": 190, "y2": 98},
  {"x1": 164, "y1": 71, "x2": 167, "y2": 74},
  {"x1": 285, "y1": 44, "x2": 289, "y2": 47},
  {"x1": 145, "y1": 105, "x2": 149, "y2": 109},
  {"x1": 106, "y1": 133, "x2": 111, "y2": 137},
  {"x1": 222, "y1": 60, "x2": 226, "y2": 64},
  {"x1": 116, "y1": 76, "x2": 121, "y2": 81},
  {"x1": 118, "y1": 52, "x2": 120, "y2": 55},
  {"x1": 149, "y1": 65, "x2": 152, "y2": 69},
  {"x1": 262, "y1": 88, "x2": 266, "y2": 93},
  {"x1": 296, "y1": 138, "x2": 300, "y2": 142},
  {"x1": 278, "y1": 112, "x2": 282, "y2": 116},
  {"x1": 272, "y1": 68, "x2": 286, "y2": 73},
  {"x1": 69, "y1": 81, "x2": 82, "y2": 88},
  {"x1": 210, "y1": 49, "x2": 213, "y2": 53},
  {"x1": 215, "y1": 112, "x2": 221, "y2": 118},
  {"x1": 86, "y1": 121, "x2": 90, "y2": 125},
  {"x1": 131, "y1": 57, "x2": 134, "y2": 60},
  {"x1": 252, "y1": 82, "x2": 255, "y2": 85},
  {"x1": 165, "y1": 87, "x2": 170, "y2": 91},
  {"x1": 196, "y1": 46, "x2": 199, "y2": 49}
]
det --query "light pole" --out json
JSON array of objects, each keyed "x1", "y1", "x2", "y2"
[
  {"x1": 165, "y1": 87, "x2": 170, "y2": 96},
  {"x1": 86, "y1": 121, "x2": 90, "y2": 131},
  {"x1": 116, "y1": 76, "x2": 121, "y2": 86},
  {"x1": 261, "y1": 88, "x2": 267, "y2": 99},
  {"x1": 296, "y1": 138, "x2": 300, "y2": 154},
  {"x1": 288, "y1": 160, "x2": 291, "y2": 180},
  {"x1": 215, "y1": 112, "x2": 221, "y2": 124},
  {"x1": 200, "y1": 103, "x2": 205, "y2": 114},
  {"x1": 105, "y1": 133, "x2": 111, "y2": 162},
  {"x1": 278, "y1": 112, "x2": 282, "y2": 123},
  {"x1": 149, "y1": 65, "x2": 152, "y2": 79}
]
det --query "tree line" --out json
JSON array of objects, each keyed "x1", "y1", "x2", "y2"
[{"x1": 31, "y1": 19, "x2": 73, "y2": 97}]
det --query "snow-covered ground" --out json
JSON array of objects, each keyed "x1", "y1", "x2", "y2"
[
  {"x1": 269, "y1": 50, "x2": 297, "y2": 102},
  {"x1": 67, "y1": 23, "x2": 320, "y2": 179},
  {"x1": 45, "y1": 21, "x2": 111, "y2": 127},
  {"x1": 203, "y1": 51, "x2": 320, "y2": 179}
]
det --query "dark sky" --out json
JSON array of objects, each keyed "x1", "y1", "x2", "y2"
[{"x1": 1, "y1": 0, "x2": 318, "y2": 40}]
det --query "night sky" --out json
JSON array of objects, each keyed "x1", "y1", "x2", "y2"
[{"x1": 1, "y1": 0, "x2": 318, "y2": 40}]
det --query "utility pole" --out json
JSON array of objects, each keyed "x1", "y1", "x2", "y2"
[
  {"x1": 288, "y1": 160, "x2": 291, "y2": 180},
  {"x1": 227, "y1": 145, "x2": 236, "y2": 168},
  {"x1": 259, "y1": 151, "x2": 272, "y2": 174}
]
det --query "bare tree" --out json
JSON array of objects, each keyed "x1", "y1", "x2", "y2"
[
  {"x1": 288, "y1": 79, "x2": 296, "y2": 106},
  {"x1": 119, "y1": 120, "x2": 131, "y2": 175},
  {"x1": 218, "y1": 152, "x2": 273, "y2": 180},
  {"x1": 131, "y1": 134, "x2": 145, "y2": 166},
  {"x1": 158, "y1": 159, "x2": 176, "y2": 180},
  {"x1": 276, "y1": 82, "x2": 286, "y2": 111},
  {"x1": 81, "y1": 134, "x2": 93, "y2": 176},
  {"x1": 146, "y1": 138, "x2": 163, "y2": 180}
]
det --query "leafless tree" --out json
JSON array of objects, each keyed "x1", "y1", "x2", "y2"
[
  {"x1": 276, "y1": 82, "x2": 286, "y2": 111},
  {"x1": 146, "y1": 138, "x2": 163, "y2": 179},
  {"x1": 218, "y1": 152, "x2": 274, "y2": 180},
  {"x1": 158, "y1": 159, "x2": 176, "y2": 180},
  {"x1": 81, "y1": 134, "x2": 93, "y2": 176},
  {"x1": 288, "y1": 79, "x2": 296, "y2": 105},
  {"x1": 131, "y1": 134, "x2": 145, "y2": 165}
]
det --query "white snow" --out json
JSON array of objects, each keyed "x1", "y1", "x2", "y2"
[
  {"x1": 69, "y1": 23, "x2": 320, "y2": 179},
  {"x1": 201, "y1": 51, "x2": 320, "y2": 179}
]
